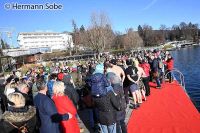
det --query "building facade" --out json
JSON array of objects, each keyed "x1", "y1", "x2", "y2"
[{"x1": 17, "y1": 32, "x2": 73, "y2": 51}]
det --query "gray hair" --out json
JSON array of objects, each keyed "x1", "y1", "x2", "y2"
[
  {"x1": 17, "y1": 83, "x2": 28, "y2": 91},
  {"x1": 36, "y1": 80, "x2": 47, "y2": 91}
]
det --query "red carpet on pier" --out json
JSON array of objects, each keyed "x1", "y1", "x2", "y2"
[{"x1": 127, "y1": 82, "x2": 200, "y2": 133}]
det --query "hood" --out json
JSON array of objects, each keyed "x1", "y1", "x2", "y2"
[
  {"x1": 2, "y1": 106, "x2": 36, "y2": 123},
  {"x1": 93, "y1": 63, "x2": 104, "y2": 74}
]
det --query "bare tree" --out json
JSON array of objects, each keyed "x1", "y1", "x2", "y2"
[
  {"x1": 160, "y1": 24, "x2": 167, "y2": 42},
  {"x1": 123, "y1": 28, "x2": 143, "y2": 49},
  {"x1": 85, "y1": 12, "x2": 114, "y2": 58},
  {"x1": 113, "y1": 31, "x2": 123, "y2": 49}
]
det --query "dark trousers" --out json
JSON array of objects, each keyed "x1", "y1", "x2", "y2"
[
  {"x1": 155, "y1": 76, "x2": 161, "y2": 87},
  {"x1": 142, "y1": 77, "x2": 150, "y2": 96},
  {"x1": 116, "y1": 119, "x2": 127, "y2": 133},
  {"x1": 149, "y1": 71, "x2": 153, "y2": 82},
  {"x1": 154, "y1": 70, "x2": 162, "y2": 87},
  {"x1": 123, "y1": 86, "x2": 130, "y2": 104},
  {"x1": 159, "y1": 71, "x2": 164, "y2": 84},
  {"x1": 167, "y1": 70, "x2": 173, "y2": 83}
]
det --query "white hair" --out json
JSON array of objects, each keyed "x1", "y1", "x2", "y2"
[{"x1": 53, "y1": 81, "x2": 65, "y2": 95}]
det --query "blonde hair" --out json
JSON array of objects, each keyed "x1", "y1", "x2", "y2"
[
  {"x1": 53, "y1": 81, "x2": 65, "y2": 95},
  {"x1": 133, "y1": 59, "x2": 139, "y2": 67},
  {"x1": 10, "y1": 82, "x2": 17, "y2": 88},
  {"x1": 7, "y1": 93, "x2": 25, "y2": 107}
]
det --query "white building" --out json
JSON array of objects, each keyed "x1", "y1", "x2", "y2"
[{"x1": 17, "y1": 31, "x2": 73, "y2": 51}]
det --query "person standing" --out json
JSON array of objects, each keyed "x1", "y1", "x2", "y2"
[
  {"x1": 165, "y1": 54, "x2": 174, "y2": 83},
  {"x1": 34, "y1": 80, "x2": 72, "y2": 133},
  {"x1": 88, "y1": 63, "x2": 120, "y2": 133},
  {"x1": 17, "y1": 83, "x2": 33, "y2": 106},
  {"x1": 140, "y1": 59, "x2": 151, "y2": 96},
  {"x1": 47, "y1": 73, "x2": 57, "y2": 98},
  {"x1": 152, "y1": 53, "x2": 161, "y2": 88},
  {"x1": 106, "y1": 72, "x2": 127, "y2": 133},
  {"x1": 107, "y1": 59, "x2": 125, "y2": 84},
  {"x1": 52, "y1": 81, "x2": 80, "y2": 133},
  {"x1": 0, "y1": 93, "x2": 37, "y2": 133},
  {"x1": 125, "y1": 59, "x2": 140, "y2": 109},
  {"x1": 134, "y1": 60, "x2": 146, "y2": 102}
]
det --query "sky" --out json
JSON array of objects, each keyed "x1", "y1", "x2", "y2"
[{"x1": 0, "y1": 0, "x2": 200, "y2": 47}]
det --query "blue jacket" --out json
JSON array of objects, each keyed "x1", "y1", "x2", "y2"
[
  {"x1": 152, "y1": 58, "x2": 159, "y2": 72},
  {"x1": 34, "y1": 93, "x2": 61, "y2": 133}
]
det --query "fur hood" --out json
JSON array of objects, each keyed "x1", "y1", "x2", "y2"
[{"x1": 2, "y1": 106, "x2": 36, "y2": 123}]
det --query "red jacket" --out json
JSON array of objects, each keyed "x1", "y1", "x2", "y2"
[
  {"x1": 53, "y1": 95, "x2": 80, "y2": 133},
  {"x1": 166, "y1": 59, "x2": 174, "y2": 71},
  {"x1": 140, "y1": 63, "x2": 150, "y2": 77}
]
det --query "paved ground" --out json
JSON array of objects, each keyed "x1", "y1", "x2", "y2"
[{"x1": 78, "y1": 99, "x2": 134, "y2": 133}]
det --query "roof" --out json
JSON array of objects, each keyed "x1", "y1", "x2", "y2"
[{"x1": 18, "y1": 31, "x2": 71, "y2": 35}]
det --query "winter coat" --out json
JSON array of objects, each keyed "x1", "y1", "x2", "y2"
[
  {"x1": 106, "y1": 72, "x2": 126, "y2": 121},
  {"x1": 93, "y1": 91, "x2": 120, "y2": 125},
  {"x1": 140, "y1": 63, "x2": 150, "y2": 77},
  {"x1": 115, "y1": 88, "x2": 127, "y2": 121},
  {"x1": 0, "y1": 106, "x2": 37, "y2": 133},
  {"x1": 166, "y1": 58, "x2": 174, "y2": 71},
  {"x1": 34, "y1": 93, "x2": 61, "y2": 133},
  {"x1": 152, "y1": 58, "x2": 159, "y2": 72},
  {"x1": 52, "y1": 95, "x2": 80, "y2": 133}
]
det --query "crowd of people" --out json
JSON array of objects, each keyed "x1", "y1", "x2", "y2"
[{"x1": 0, "y1": 49, "x2": 174, "y2": 133}]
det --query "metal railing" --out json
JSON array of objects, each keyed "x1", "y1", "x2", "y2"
[{"x1": 165, "y1": 68, "x2": 187, "y2": 96}]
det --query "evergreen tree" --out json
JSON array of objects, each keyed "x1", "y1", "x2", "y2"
[
  {"x1": 138, "y1": 25, "x2": 143, "y2": 38},
  {"x1": 80, "y1": 25, "x2": 85, "y2": 32},
  {"x1": 1, "y1": 39, "x2": 5, "y2": 49}
]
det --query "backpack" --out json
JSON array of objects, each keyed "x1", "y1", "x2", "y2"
[
  {"x1": 9, "y1": 122, "x2": 28, "y2": 133},
  {"x1": 90, "y1": 73, "x2": 108, "y2": 96}
]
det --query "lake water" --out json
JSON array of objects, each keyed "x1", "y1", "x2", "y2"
[{"x1": 171, "y1": 45, "x2": 200, "y2": 112}]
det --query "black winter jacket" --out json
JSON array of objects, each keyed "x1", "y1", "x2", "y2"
[
  {"x1": 0, "y1": 106, "x2": 37, "y2": 133},
  {"x1": 93, "y1": 91, "x2": 120, "y2": 125},
  {"x1": 115, "y1": 88, "x2": 127, "y2": 121}
]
